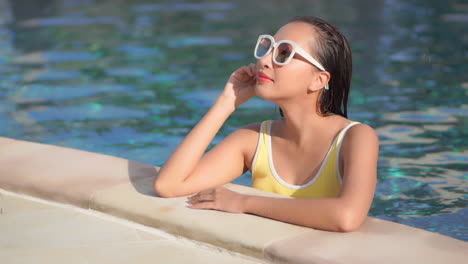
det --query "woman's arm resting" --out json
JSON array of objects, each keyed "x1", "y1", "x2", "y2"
[
  {"x1": 158, "y1": 122, "x2": 259, "y2": 198},
  {"x1": 188, "y1": 124, "x2": 379, "y2": 232},
  {"x1": 154, "y1": 65, "x2": 257, "y2": 198},
  {"x1": 189, "y1": 189, "x2": 365, "y2": 232},
  {"x1": 154, "y1": 95, "x2": 234, "y2": 198}
]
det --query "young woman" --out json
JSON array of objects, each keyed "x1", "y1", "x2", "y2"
[{"x1": 154, "y1": 16, "x2": 379, "y2": 232}]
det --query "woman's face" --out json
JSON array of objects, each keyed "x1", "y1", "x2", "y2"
[{"x1": 255, "y1": 22, "x2": 323, "y2": 103}]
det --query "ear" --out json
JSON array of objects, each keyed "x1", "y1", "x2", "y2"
[{"x1": 307, "y1": 71, "x2": 330, "y2": 92}]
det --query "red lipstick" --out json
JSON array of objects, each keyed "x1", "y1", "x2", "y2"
[{"x1": 257, "y1": 72, "x2": 274, "y2": 83}]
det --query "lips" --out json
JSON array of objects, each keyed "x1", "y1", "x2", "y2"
[{"x1": 257, "y1": 72, "x2": 274, "y2": 82}]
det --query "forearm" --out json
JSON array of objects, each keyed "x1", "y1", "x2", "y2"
[
  {"x1": 243, "y1": 195, "x2": 362, "y2": 232},
  {"x1": 155, "y1": 95, "x2": 235, "y2": 195}
]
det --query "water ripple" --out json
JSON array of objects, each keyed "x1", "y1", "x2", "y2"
[
  {"x1": 22, "y1": 69, "x2": 82, "y2": 82},
  {"x1": 168, "y1": 36, "x2": 232, "y2": 48},
  {"x1": 132, "y1": 3, "x2": 236, "y2": 12},
  {"x1": 8, "y1": 84, "x2": 132, "y2": 101},
  {"x1": 13, "y1": 51, "x2": 98, "y2": 64},
  {"x1": 29, "y1": 104, "x2": 147, "y2": 121},
  {"x1": 384, "y1": 110, "x2": 458, "y2": 123},
  {"x1": 20, "y1": 16, "x2": 122, "y2": 27}
]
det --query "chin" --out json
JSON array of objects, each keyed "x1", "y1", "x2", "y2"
[
  {"x1": 254, "y1": 84, "x2": 280, "y2": 104},
  {"x1": 254, "y1": 84, "x2": 268, "y2": 99}
]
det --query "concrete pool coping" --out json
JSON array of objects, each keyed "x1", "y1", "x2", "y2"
[
  {"x1": 0, "y1": 189, "x2": 265, "y2": 264},
  {"x1": 0, "y1": 136, "x2": 466, "y2": 263}
]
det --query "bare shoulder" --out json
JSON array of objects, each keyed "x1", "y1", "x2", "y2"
[
  {"x1": 341, "y1": 122, "x2": 379, "y2": 155},
  {"x1": 226, "y1": 122, "x2": 263, "y2": 169},
  {"x1": 228, "y1": 122, "x2": 262, "y2": 149},
  {"x1": 228, "y1": 122, "x2": 262, "y2": 138},
  {"x1": 347, "y1": 123, "x2": 378, "y2": 141},
  {"x1": 240, "y1": 122, "x2": 263, "y2": 132}
]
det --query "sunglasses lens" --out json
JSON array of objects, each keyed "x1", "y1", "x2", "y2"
[
  {"x1": 275, "y1": 42, "x2": 293, "y2": 63},
  {"x1": 256, "y1": 37, "x2": 271, "y2": 58}
]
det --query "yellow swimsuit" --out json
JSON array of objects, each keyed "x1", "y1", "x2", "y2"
[{"x1": 251, "y1": 120, "x2": 360, "y2": 198}]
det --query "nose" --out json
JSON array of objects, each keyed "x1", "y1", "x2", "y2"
[{"x1": 257, "y1": 50, "x2": 273, "y2": 69}]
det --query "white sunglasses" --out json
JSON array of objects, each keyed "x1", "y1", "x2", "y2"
[{"x1": 254, "y1": 34, "x2": 329, "y2": 90}]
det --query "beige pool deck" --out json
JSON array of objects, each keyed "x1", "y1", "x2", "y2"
[
  {"x1": 0, "y1": 190, "x2": 263, "y2": 264},
  {"x1": 0, "y1": 137, "x2": 467, "y2": 263}
]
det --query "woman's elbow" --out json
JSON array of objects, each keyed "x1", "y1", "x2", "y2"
[
  {"x1": 335, "y1": 210, "x2": 366, "y2": 232},
  {"x1": 153, "y1": 180, "x2": 177, "y2": 198}
]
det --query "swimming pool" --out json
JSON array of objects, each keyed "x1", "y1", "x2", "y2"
[{"x1": 0, "y1": 0, "x2": 466, "y2": 240}]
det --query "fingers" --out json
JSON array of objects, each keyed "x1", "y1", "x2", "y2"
[
  {"x1": 188, "y1": 189, "x2": 215, "y2": 203},
  {"x1": 247, "y1": 63, "x2": 257, "y2": 77},
  {"x1": 233, "y1": 64, "x2": 257, "y2": 78},
  {"x1": 187, "y1": 190, "x2": 217, "y2": 210},
  {"x1": 187, "y1": 187, "x2": 243, "y2": 213},
  {"x1": 251, "y1": 63, "x2": 257, "y2": 72},
  {"x1": 197, "y1": 193, "x2": 215, "y2": 202},
  {"x1": 188, "y1": 201, "x2": 216, "y2": 210},
  {"x1": 198, "y1": 189, "x2": 214, "y2": 195}
]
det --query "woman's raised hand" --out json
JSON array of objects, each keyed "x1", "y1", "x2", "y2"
[{"x1": 218, "y1": 63, "x2": 257, "y2": 110}]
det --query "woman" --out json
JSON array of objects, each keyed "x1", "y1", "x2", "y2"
[{"x1": 154, "y1": 16, "x2": 379, "y2": 232}]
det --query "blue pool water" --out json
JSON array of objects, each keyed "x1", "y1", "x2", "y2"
[{"x1": 0, "y1": 0, "x2": 466, "y2": 240}]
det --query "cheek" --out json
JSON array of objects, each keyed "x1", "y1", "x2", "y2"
[
  {"x1": 276, "y1": 67, "x2": 311, "y2": 91},
  {"x1": 255, "y1": 65, "x2": 312, "y2": 100}
]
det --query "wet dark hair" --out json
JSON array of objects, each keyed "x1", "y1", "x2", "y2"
[{"x1": 279, "y1": 16, "x2": 352, "y2": 118}]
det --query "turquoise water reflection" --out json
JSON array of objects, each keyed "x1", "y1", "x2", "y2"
[{"x1": 0, "y1": 0, "x2": 466, "y2": 240}]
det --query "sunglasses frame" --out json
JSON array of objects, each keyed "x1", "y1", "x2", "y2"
[{"x1": 254, "y1": 34, "x2": 329, "y2": 90}]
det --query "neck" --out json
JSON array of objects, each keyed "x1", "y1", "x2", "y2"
[{"x1": 277, "y1": 98, "x2": 337, "y2": 147}]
